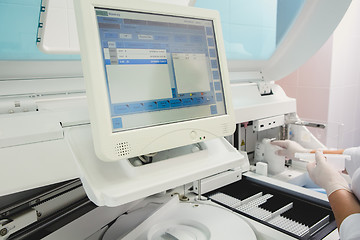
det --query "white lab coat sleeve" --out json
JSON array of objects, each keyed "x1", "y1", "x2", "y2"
[
  {"x1": 344, "y1": 147, "x2": 360, "y2": 178},
  {"x1": 339, "y1": 148, "x2": 360, "y2": 240},
  {"x1": 339, "y1": 213, "x2": 360, "y2": 240},
  {"x1": 351, "y1": 168, "x2": 360, "y2": 201}
]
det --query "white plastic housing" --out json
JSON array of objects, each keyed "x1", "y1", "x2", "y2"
[
  {"x1": 66, "y1": 125, "x2": 242, "y2": 206},
  {"x1": 74, "y1": 0, "x2": 236, "y2": 162}
]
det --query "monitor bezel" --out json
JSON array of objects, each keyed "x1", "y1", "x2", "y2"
[{"x1": 74, "y1": 0, "x2": 235, "y2": 162}]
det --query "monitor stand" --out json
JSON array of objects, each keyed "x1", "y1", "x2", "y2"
[
  {"x1": 128, "y1": 142, "x2": 206, "y2": 167},
  {"x1": 66, "y1": 124, "x2": 243, "y2": 207}
]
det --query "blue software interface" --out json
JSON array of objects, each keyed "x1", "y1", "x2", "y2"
[{"x1": 95, "y1": 8, "x2": 227, "y2": 132}]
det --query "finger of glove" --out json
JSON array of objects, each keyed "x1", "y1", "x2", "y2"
[
  {"x1": 287, "y1": 141, "x2": 309, "y2": 153},
  {"x1": 271, "y1": 140, "x2": 288, "y2": 149},
  {"x1": 315, "y1": 151, "x2": 326, "y2": 165},
  {"x1": 276, "y1": 149, "x2": 288, "y2": 157},
  {"x1": 306, "y1": 161, "x2": 316, "y2": 176}
]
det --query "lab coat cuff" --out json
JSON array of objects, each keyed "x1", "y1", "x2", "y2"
[{"x1": 339, "y1": 213, "x2": 360, "y2": 240}]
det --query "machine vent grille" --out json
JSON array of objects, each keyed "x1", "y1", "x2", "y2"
[
  {"x1": 115, "y1": 141, "x2": 131, "y2": 157},
  {"x1": 222, "y1": 123, "x2": 230, "y2": 134}
]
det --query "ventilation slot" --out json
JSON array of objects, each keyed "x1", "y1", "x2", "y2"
[
  {"x1": 221, "y1": 123, "x2": 230, "y2": 135},
  {"x1": 115, "y1": 142, "x2": 131, "y2": 157}
]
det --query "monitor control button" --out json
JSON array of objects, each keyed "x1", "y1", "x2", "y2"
[{"x1": 190, "y1": 131, "x2": 197, "y2": 140}]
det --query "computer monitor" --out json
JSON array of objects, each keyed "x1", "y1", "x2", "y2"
[{"x1": 74, "y1": 0, "x2": 235, "y2": 162}]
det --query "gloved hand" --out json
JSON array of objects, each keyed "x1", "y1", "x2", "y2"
[
  {"x1": 271, "y1": 140, "x2": 310, "y2": 159},
  {"x1": 307, "y1": 151, "x2": 351, "y2": 196},
  {"x1": 344, "y1": 147, "x2": 360, "y2": 178}
]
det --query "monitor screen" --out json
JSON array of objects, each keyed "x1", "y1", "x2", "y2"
[
  {"x1": 95, "y1": 8, "x2": 227, "y2": 133},
  {"x1": 75, "y1": 1, "x2": 235, "y2": 161}
]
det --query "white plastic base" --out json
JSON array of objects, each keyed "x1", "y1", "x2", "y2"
[
  {"x1": 122, "y1": 197, "x2": 256, "y2": 240},
  {"x1": 66, "y1": 125, "x2": 243, "y2": 206}
]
